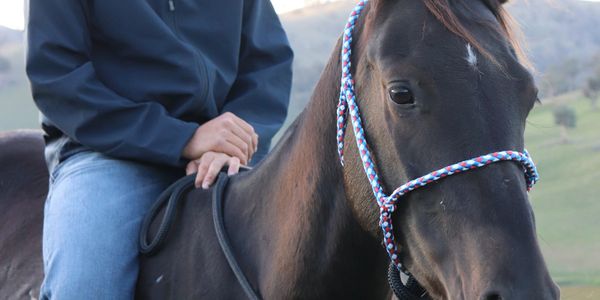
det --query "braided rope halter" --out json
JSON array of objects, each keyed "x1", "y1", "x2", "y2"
[{"x1": 336, "y1": 0, "x2": 540, "y2": 273}]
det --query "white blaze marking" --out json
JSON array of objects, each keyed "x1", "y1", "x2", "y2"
[
  {"x1": 155, "y1": 275, "x2": 164, "y2": 284},
  {"x1": 466, "y1": 43, "x2": 478, "y2": 67}
]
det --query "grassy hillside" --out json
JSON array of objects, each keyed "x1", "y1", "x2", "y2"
[
  {"x1": 526, "y1": 94, "x2": 600, "y2": 286},
  {"x1": 0, "y1": 37, "x2": 38, "y2": 130}
]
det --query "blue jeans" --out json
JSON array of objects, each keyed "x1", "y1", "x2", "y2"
[{"x1": 40, "y1": 151, "x2": 181, "y2": 299}]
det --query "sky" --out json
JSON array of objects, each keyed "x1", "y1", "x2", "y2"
[
  {"x1": 0, "y1": 0, "x2": 24, "y2": 30},
  {"x1": 1, "y1": 0, "x2": 600, "y2": 31},
  {"x1": 0, "y1": 0, "x2": 312, "y2": 31}
]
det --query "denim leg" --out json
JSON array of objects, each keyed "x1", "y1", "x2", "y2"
[{"x1": 40, "y1": 151, "x2": 181, "y2": 300}]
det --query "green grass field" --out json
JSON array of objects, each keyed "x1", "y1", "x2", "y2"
[{"x1": 525, "y1": 92, "x2": 600, "y2": 288}]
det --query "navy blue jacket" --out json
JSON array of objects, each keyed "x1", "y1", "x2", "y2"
[{"x1": 26, "y1": 0, "x2": 293, "y2": 171}]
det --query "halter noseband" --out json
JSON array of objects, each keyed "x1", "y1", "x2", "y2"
[{"x1": 336, "y1": 0, "x2": 539, "y2": 273}]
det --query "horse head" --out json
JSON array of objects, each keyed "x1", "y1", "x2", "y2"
[{"x1": 339, "y1": 0, "x2": 559, "y2": 298}]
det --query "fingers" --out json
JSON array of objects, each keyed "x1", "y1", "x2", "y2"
[
  {"x1": 224, "y1": 131, "x2": 251, "y2": 164},
  {"x1": 225, "y1": 112, "x2": 255, "y2": 137},
  {"x1": 215, "y1": 139, "x2": 248, "y2": 165},
  {"x1": 252, "y1": 133, "x2": 258, "y2": 154},
  {"x1": 186, "y1": 160, "x2": 197, "y2": 175},
  {"x1": 223, "y1": 118, "x2": 255, "y2": 161},
  {"x1": 203, "y1": 155, "x2": 227, "y2": 189},
  {"x1": 184, "y1": 112, "x2": 258, "y2": 168},
  {"x1": 223, "y1": 112, "x2": 257, "y2": 159},
  {"x1": 192, "y1": 152, "x2": 242, "y2": 189},
  {"x1": 227, "y1": 156, "x2": 241, "y2": 176},
  {"x1": 194, "y1": 158, "x2": 210, "y2": 188}
]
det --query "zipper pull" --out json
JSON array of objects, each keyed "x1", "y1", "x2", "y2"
[{"x1": 168, "y1": 0, "x2": 175, "y2": 11}]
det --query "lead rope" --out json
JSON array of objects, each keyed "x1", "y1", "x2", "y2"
[
  {"x1": 336, "y1": 1, "x2": 540, "y2": 298},
  {"x1": 140, "y1": 175, "x2": 196, "y2": 255},
  {"x1": 212, "y1": 173, "x2": 261, "y2": 300},
  {"x1": 139, "y1": 170, "x2": 260, "y2": 299}
]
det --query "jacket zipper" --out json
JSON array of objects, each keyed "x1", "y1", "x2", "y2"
[{"x1": 167, "y1": 0, "x2": 180, "y2": 38}]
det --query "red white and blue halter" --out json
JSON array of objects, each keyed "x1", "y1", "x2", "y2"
[{"x1": 336, "y1": 0, "x2": 540, "y2": 272}]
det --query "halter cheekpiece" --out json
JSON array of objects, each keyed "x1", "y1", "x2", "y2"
[{"x1": 336, "y1": 0, "x2": 540, "y2": 273}]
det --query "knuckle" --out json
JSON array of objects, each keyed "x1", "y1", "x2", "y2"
[
  {"x1": 200, "y1": 157, "x2": 211, "y2": 166},
  {"x1": 206, "y1": 168, "x2": 216, "y2": 177},
  {"x1": 207, "y1": 166, "x2": 217, "y2": 176},
  {"x1": 198, "y1": 163, "x2": 209, "y2": 172},
  {"x1": 210, "y1": 164, "x2": 220, "y2": 172},
  {"x1": 209, "y1": 138, "x2": 219, "y2": 147}
]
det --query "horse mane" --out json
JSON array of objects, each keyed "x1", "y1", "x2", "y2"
[{"x1": 411, "y1": 0, "x2": 531, "y2": 69}]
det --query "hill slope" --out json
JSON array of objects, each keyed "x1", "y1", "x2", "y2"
[
  {"x1": 525, "y1": 93, "x2": 600, "y2": 286},
  {"x1": 0, "y1": 26, "x2": 35, "y2": 131}
]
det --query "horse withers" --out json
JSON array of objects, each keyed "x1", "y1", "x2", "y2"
[{"x1": 1, "y1": 0, "x2": 559, "y2": 299}]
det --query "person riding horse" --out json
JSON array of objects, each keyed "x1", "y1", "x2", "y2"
[
  {"x1": 25, "y1": 0, "x2": 292, "y2": 298},
  {"x1": 2, "y1": 0, "x2": 560, "y2": 299}
]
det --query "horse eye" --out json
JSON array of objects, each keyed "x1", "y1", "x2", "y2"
[{"x1": 388, "y1": 87, "x2": 415, "y2": 105}]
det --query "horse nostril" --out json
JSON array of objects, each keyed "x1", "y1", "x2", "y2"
[{"x1": 482, "y1": 291, "x2": 502, "y2": 300}]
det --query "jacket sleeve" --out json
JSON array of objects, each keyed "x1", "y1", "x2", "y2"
[
  {"x1": 26, "y1": 0, "x2": 198, "y2": 167},
  {"x1": 222, "y1": 0, "x2": 293, "y2": 163}
]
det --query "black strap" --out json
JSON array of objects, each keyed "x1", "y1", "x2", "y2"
[
  {"x1": 139, "y1": 174, "x2": 196, "y2": 255},
  {"x1": 139, "y1": 167, "x2": 251, "y2": 255},
  {"x1": 139, "y1": 171, "x2": 260, "y2": 299},
  {"x1": 212, "y1": 173, "x2": 261, "y2": 300},
  {"x1": 388, "y1": 263, "x2": 430, "y2": 300}
]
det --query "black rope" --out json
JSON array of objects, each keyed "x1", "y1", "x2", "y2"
[
  {"x1": 388, "y1": 263, "x2": 431, "y2": 300},
  {"x1": 139, "y1": 171, "x2": 260, "y2": 299},
  {"x1": 139, "y1": 174, "x2": 196, "y2": 255},
  {"x1": 212, "y1": 173, "x2": 261, "y2": 300}
]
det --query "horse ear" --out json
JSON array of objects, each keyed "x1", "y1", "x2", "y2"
[{"x1": 499, "y1": 0, "x2": 509, "y2": 4}]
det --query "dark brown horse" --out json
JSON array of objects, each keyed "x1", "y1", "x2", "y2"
[{"x1": 1, "y1": 0, "x2": 559, "y2": 299}]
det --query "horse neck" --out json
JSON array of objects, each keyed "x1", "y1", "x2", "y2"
[{"x1": 225, "y1": 45, "x2": 390, "y2": 298}]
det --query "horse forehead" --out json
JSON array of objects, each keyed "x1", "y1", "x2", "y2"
[
  {"x1": 371, "y1": 0, "x2": 501, "y2": 48},
  {"x1": 466, "y1": 43, "x2": 478, "y2": 68}
]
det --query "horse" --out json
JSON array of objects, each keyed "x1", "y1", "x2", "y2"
[
  {"x1": 0, "y1": 0, "x2": 560, "y2": 299},
  {"x1": 0, "y1": 130, "x2": 47, "y2": 299}
]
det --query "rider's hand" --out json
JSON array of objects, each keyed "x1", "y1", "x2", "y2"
[
  {"x1": 182, "y1": 112, "x2": 258, "y2": 165},
  {"x1": 185, "y1": 151, "x2": 241, "y2": 189}
]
